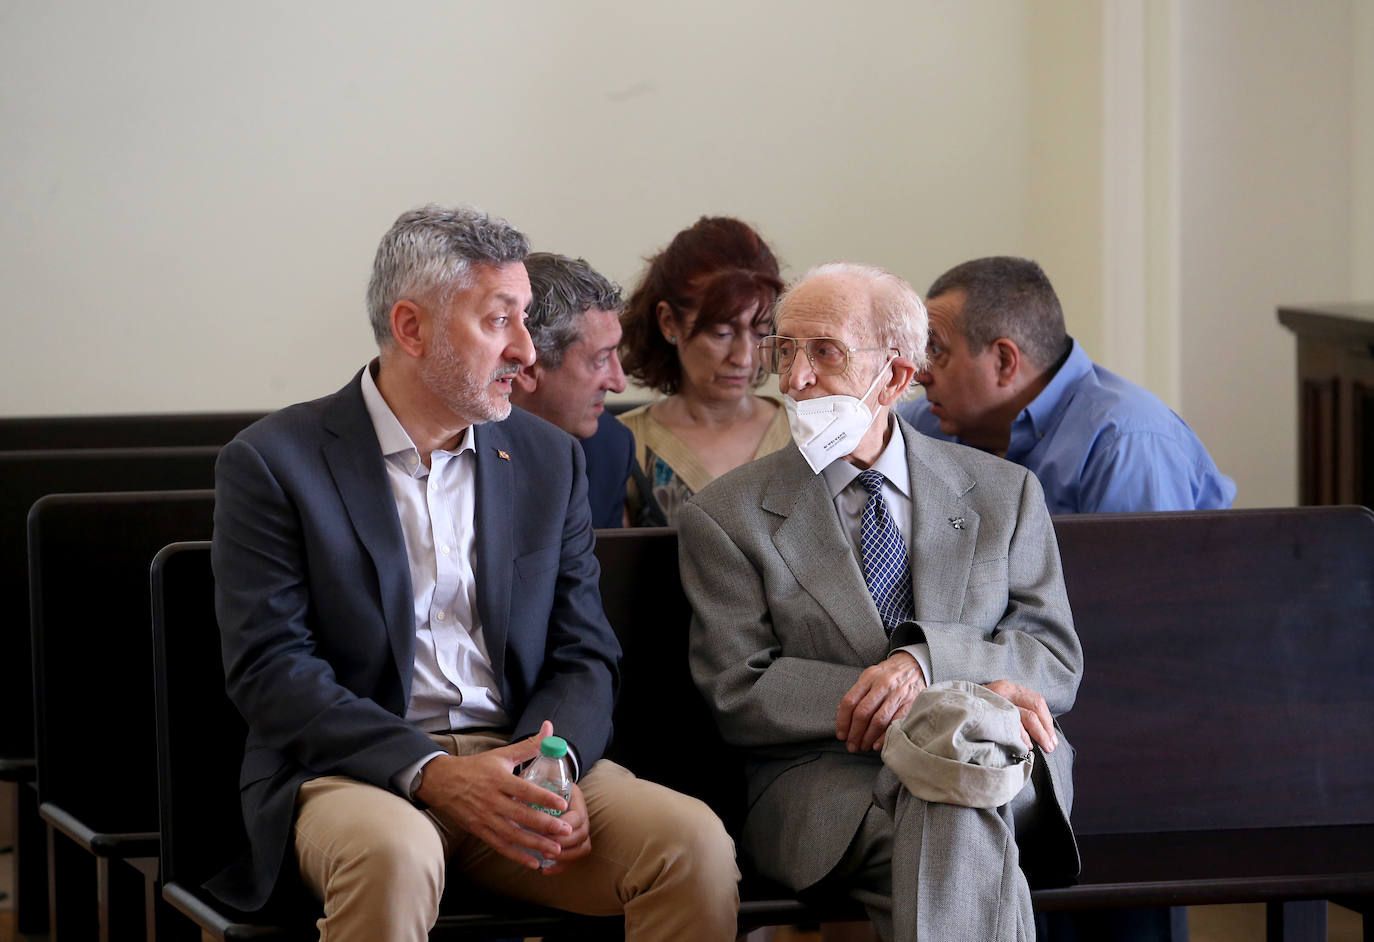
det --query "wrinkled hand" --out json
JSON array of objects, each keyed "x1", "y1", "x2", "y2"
[
  {"x1": 539, "y1": 783, "x2": 591, "y2": 874},
  {"x1": 836, "y1": 651, "x2": 927, "y2": 753},
  {"x1": 415, "y1": 720, "x2": 572, "y2": 869},
  {"x1": 984, "y1": 680, "x2": 1058, "y2": 753}
]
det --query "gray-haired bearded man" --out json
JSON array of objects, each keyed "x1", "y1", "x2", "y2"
[{"x1": 211, "y1": 205, "x2": 738, "y2": 942}]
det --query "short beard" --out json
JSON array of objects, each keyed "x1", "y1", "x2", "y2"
[{"x1": 421, "y1": 327, "x2": 513, "y2": 425}]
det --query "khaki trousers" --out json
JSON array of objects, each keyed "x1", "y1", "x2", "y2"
[{"x1": 294, "y1": 731, "x2": 739, "y2": 942}]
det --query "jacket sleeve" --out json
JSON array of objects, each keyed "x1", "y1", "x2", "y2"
[
  {"x1": 212, "y1": 436, "x2": 437, "y2": 790},
  {"x1": 681, "y1": 498, "x2": 864, "y2": 751}
]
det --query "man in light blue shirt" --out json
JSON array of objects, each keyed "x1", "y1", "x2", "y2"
[{"x1": 897, "y1": 256, "x2": 1235, "y2": 514}]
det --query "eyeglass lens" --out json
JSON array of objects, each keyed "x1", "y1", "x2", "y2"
[{"x1": 760, "y1": 337, "x2": 850, "y2": 375}]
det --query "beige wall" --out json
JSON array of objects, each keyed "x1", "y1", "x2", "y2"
[
  {"x1": 2, "y1": 1, "x2": 1366, "y2": 514},
  {"x1": 1, "y1": 0, "x2": 1052, "y2": 415},
  {"x1": 1355, "y1": 0, "x2": 1374, "y2": 299},
  {"x1": 1176, "y1": 0, "x2": 1354, "y2": 509},
  {"x1": 1027, "y1": 0, "x2": 1104, "y2": 360}
]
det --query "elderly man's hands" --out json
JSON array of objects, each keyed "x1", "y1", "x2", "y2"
[
  {"x1": 985, "y1": 679, "x2": 1058, "y2": 753},
  {"x1": 836, "y1": 650, "x2": 927, "y2": 752}
]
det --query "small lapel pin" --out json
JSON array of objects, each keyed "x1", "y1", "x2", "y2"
[
  {"x1": 948, "y1": 516, "x2": 966, "y2": 530},
  {"x1": 496, "y1": 449, "x2": 511, "y2": 462}
]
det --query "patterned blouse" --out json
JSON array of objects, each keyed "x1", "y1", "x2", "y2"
[{"x1": 617, "y1": 399, "x2": 792, "y2": 528}]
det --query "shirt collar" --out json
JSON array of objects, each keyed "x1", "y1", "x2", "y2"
[
  {"x1": 359, "y1": 359, "x2": 474, "y2": 474},
  {"x1": 1008, "y1": 338, "x2": 1091, "y2": 457},
  {"x1": 821, "y1": 415, "x2": 911, "y2": 499}
]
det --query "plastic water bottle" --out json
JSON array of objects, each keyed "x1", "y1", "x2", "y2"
[{"x1": 518, "y1": 735, "x2": 573, "y2": 868}]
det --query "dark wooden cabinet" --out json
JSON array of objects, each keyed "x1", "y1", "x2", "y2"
[{"x1": 1278, "y1": 302, "x2": 1374, "y2": 507}]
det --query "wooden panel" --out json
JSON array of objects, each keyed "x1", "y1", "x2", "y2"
[
  {"x1": 0, "y1": 447, "x2": 221, "y2": 764},
  {"x1": 1299, "y1": 377, "x2": 1338, "y2": 503},
  {"x1": 29, "y1": 492, "x2": 215, "y2": 835},
  {"x1": 1280, "y1": 304, "x2": 1374, "y2": 508},
  {"x1": 0, "y1": 412, "x2": 262, "y2": 451},
  {"x1": 1053, "y1": 507, "x2": 1374, "y2": 835}
]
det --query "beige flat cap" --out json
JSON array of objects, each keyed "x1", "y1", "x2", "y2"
[{"x1": 881, "y1": 679, "x2": 1034, "y2": 809}]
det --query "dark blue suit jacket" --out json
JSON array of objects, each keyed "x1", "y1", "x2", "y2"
[
  {"x1": 209, "y1": 370, "x2": 621, "y2": 911},
  {"x1": 579, "y1": 411, "x2": 634, "y2": 528}
]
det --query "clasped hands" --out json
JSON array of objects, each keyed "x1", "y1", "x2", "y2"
[
  {"x1": 413, "y1": 719, "x2": 592, "y2": 872},
  {"x1": 835, "y1": 651, "x2": 1058, "y2": 754}
]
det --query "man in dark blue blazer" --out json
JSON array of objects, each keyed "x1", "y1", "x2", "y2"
[
  {"x1": 510, "y1": 251, "x2": 637, "y2": 528},
  {"x1": 211, "y1": 205, "x2": 737, "y2": 942}
]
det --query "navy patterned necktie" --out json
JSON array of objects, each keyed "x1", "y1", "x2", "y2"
[{"x1": 856, "y1": 469, "x2": 914, "y2": 635}]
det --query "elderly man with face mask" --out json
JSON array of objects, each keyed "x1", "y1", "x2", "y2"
[{"x1": 679, "y1": 263, "x2": 1082, "y2": 942}]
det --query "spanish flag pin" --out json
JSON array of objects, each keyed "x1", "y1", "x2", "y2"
[{"x1": 497, "y1": 449, "x2": 511, "y2": 461}]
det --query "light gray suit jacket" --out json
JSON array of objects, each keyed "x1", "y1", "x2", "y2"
[{"x1": 680, "y1": 418, "x2": 1082, "y2": 892}]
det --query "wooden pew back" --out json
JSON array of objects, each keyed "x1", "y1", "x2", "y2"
[
  {"x1": 595, "y1": 527, "x2": 747, "y2": 833},
  {"x1": 1, "y1": 446, "x2": 221, "y2": 768},
  {"x1": 1051, "y1": 507, "x2": 1374, "y2": 836},
  {"x1": 29, "y1": 491, "x2": 215, "y2": 838},
  {"x1": 0, "y1": 412, "x2": 263, "y2": 451},
  {"x1": 150, "y1": 541, "x2": 263, "y2": 927}
]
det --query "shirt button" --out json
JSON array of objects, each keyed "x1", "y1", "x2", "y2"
[
  {"x1": 440, "y1": 544, "x2": 451, "y2": 555},
  {"x1": 435, "y1": 610, "x2": 446, "y2": 621}
]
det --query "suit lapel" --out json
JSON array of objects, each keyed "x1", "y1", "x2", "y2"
[
  {"x1": 765, "y1": 446, "x2": 888, "y2": 663},
  {"x1": 901, "y1": 420, "x2": 979, "y2": 621},
  {"x1": 321, "y1": 376, "x2": 416, "y2": 700},
  {"x1": 472, "y1": 423, "x2": 514, "y2": 688}
]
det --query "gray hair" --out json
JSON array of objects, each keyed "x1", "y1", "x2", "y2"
[
  {"x1": 780, "y1": 262, "x2": 929, "y2": 372},
  {"x1": 366, "y1": 204, "x2": 529, "y2": 346},
  {"x1": 524, "y1": 252, "x2": 623, "y2": 370},
  {"x1": 926, "y1": 257, "x2": 1067, "y2": 370}
]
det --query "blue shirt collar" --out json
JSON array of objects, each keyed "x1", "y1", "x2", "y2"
[{"x1": 1006, "y1": 338, "x2": 1090, "y2": 462}]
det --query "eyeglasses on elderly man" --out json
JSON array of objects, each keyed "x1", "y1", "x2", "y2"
[{"x1": 757, "y1": 335, "x2": 898, "y2": 376}]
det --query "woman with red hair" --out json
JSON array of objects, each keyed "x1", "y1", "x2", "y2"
[{"x1": 618, "y1": 216, "x2": 789, "y2": 527}]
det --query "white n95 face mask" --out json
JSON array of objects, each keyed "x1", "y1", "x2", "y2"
[{"x1": 783, "y1": 358, "x2": 894, "y2": 474}]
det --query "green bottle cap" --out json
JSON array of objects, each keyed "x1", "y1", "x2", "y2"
[{"x1": 540, "y1": 736, "x2": 568, "y2": 759}]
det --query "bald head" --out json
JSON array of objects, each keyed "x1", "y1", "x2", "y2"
[
  {"x1": 771, "y1": 263, "x2": 924, "y2": 467},
  {"x1": 776, "y1": 263, "x2": 928, "y2": 370}
]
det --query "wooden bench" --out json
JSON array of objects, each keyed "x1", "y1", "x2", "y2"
[
  {"x1": 603, "y1": 511, "x2": 1374, "y2": 938},
  {"x1": 0, "y1": 411, "x2": 264, "y2": 451},
  {"x1": 28, "y1": 491, "x2": 215, "y2": 941},
  {"x1": 0, "y1": 445, "x2": 223, "y2": 935},
  {"x1": 1044, "y1": 506, "x2": 1374, "y2": 939},
  {"x1": 147, "y1": 506, "x2": 1374, "y2": 939}
]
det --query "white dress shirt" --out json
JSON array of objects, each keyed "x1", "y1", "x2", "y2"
[
  {"x1": 361, "y1": 362, "x2": 508, "y2": 731},
  {"x1": 820, "y1": 417, "x2": 933, "y2": 683},
  {"x1": 360, "y1": 363, "x2": 511, "y2": 796}
]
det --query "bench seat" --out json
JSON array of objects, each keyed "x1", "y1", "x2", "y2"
[{"x1": 147, "y1": 505, "x2": 1374, "y2": 940}]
